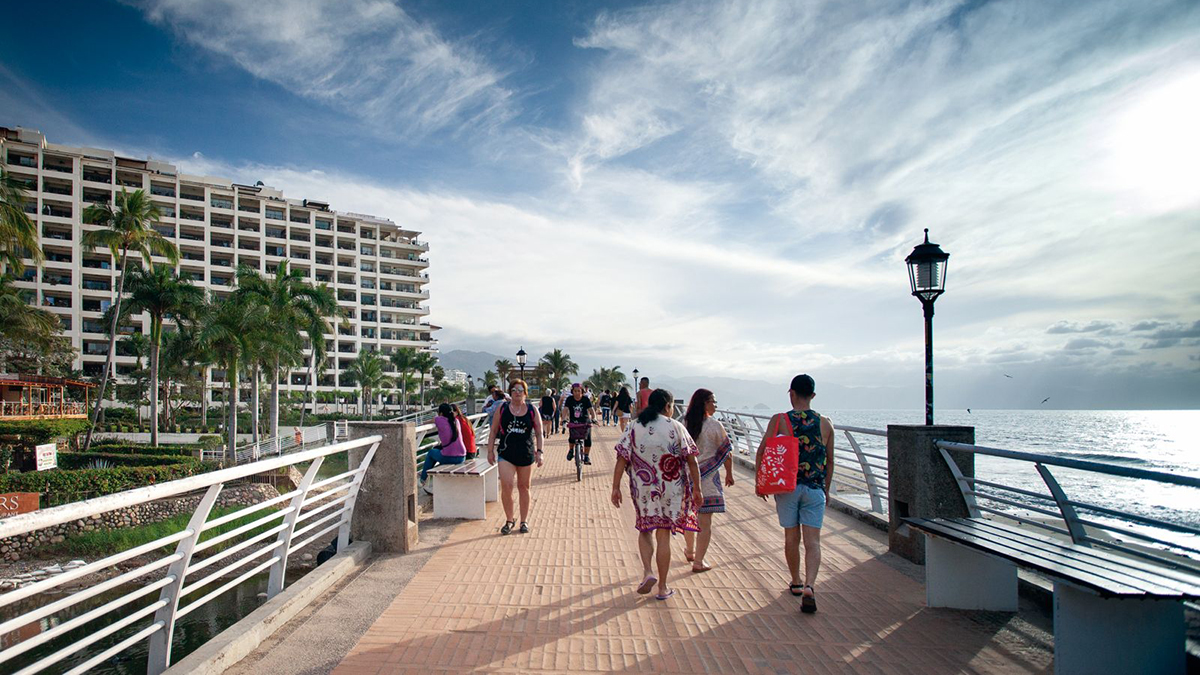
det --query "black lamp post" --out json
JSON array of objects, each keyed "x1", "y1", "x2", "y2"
[
  {"x1": 905, "y1": 229, "x2": 950, "y2": 426},
  {"x1": 516, "y1": 347, "x2": 527, "y2": 380},
  {"x1": 632, "y1": 368, "x2": 639, "y2": 387}
]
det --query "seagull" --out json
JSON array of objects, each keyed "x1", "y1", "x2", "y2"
[
  {"x1": 1003, "y1": 374, "x2": 1014, "y2": 379},
  {"x1": 966, "y1": 408, "x2": 972, "y2": 414},
  {"x1": 1041, "y1": 397, "x2": 1050, "y2": 404}
]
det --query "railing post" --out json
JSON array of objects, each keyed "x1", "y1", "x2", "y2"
[
  {"x1": 337, "y1": 442, "x2": 380, "y2": 551},
  {"x1": 267, "y1": 456, "x2": 325, "y2": 598},
  {"x1": 886, "y1": 425, "x2": 975, "y2": 564},
  {"x1": 1035, "y1": 463, "x2": 1090, "y2": 546},
  {"x1": 844, "y1": 431, "x2": 883, "y2": 513},
  {"x1": 347, "y1": 421, "x2": 419, "y2": 553},
  {"x1": 146, "y1": 483, "x2": 222, "y2": 675}
]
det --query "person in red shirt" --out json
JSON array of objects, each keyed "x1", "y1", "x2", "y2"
[
  {"x1": 452, "y1": 404, "x2": 476, "y2": 459},
  {"x1": 634, "y1": 377, "x2": 652, "y2": 416}
]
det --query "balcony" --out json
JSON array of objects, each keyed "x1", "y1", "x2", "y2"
[
  {"x1": 83, "y1": 170, "x2": 112, "y2": 184},
  {"x1": 212, "y1": 276, "x2": 231, "y2": 286},
  {"x1": 211, "y1": 198, "x2": 234, "y2": 209},
  {"x1": 315, "y1": 256, "x2": 332, "y2": 266},
  {"x1": 211, "y1": 219, "x2": 233, "y2": 229},
  {"x1": 265, "y1": 245, "x2": 285, "y2": 257},
  {"x1": 44, "y1": 251, "x2": 72, "y2": 264},
  {"x1": 82, "y1": 259, "x2": 112, "y2": 270},
  {"x1": 238, "y1": 219, "x2": 259, "y2": 232},
  {"x1": 42, "y1": 158, "x2": 72, "y2": 173},
  {"x1": 82, "y1": 279, "x2": 110, "y2": 291},
  {"x1": 315, "y1": 220, "x2": 332, "y2": 231},
  {"x1": 179, "y1": 231, "x2": 204, "y2": 242},
  {"x1": 292, "y1": 251, "x2": 310, "y2": 260},
  {"x1": 153, "y1": 225, "x2": 176, "y2": 238},
  {"x1": 238, "y1": 242, "x2": 260, "y2": 251},
  {"x1": 290, "y1": 232, "x2": 309, "y2": 242},
  {"x1": 211, "y1": 239, "x2": 232, "y2": 249},
  {"x1": 266, "y1": 227, "x2": 286, "y2": 239},
  {"x1": 180, "y1": 211, "x2": 204, "y2": 222},
  {"x1": 265, "y1": 208, "x2": 285, "y2": 220},
  {"x1": 42, "y1": 183, "x2": 72, "y2": 197},
  {"x1": 210, "y1": 258, "x2": 232, "y2": 267},
  {"x1": 43, "y1": 272, "x2": 71, "y2": 286},
  {"x1": 158, "y1": 206, "x2": 177, "y2": 218},
  {"x1": 180, "y1": 251, "x2": 204, "y2": 262},
  {"x1": 117, "y1": 178, "x2": 142, "y2": 189},
  {"x1": 151, "y1": 186, "x2": 176, "y2": 198},
  {"x1": 82, "y1": 319, "x2": 107, "y2": 334},
  {"x1": 84, "y1": 342, "x2": 108, "y2": 355},
  {"x1": 8, "y1": 154, "x2": 36, "y2": 168},
  {"x1": 41, "y1": 204, "x2": 72, "y2": 219},
  {"x1": 289, "y1": 213, "x2": 310, "y2": 224},
  {"x1": 82, "y1": 299, "x2": 111, "y2": 312},
  {"x1": 42, "y1": 227, "x2": 72, "y2": 241},
  {"x1": 180, "y1": 192, "x2": 204, "y2": 202},
  {"x1": 83, "y1": 191, "x2": 111, "y2": 204}
]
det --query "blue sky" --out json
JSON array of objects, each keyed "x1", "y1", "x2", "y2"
[{"x1": 3, "y1": 0, "x2": 1199, "y2": 408}]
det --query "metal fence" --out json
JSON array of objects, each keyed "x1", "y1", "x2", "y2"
[
  {"x1": 935, "y1": 440, "x2": 1200, "y2": 575},
  {"x1": 0, "y1": 434, "x2": 382, "y2": 674},
  {"x1": 201, "y1": 425, "x2": 329, "y2": 465},
  {"x1": 712, "y1": 410, "x2": 889, "y2": 514}
]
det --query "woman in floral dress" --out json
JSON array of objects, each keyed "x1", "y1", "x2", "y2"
[
  {"x1": 611, "y1": 388, "x2": 702, "y2": 600},
  {"x1": 681, "y1": 388, "x2": 733, "y2": 572}
]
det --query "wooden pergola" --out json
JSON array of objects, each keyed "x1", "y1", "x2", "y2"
[{"x1": 0, "y1": 374, "x2": 96, "y2": 420}]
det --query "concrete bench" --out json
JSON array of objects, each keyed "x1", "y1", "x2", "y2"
[
  {"x1": 906, "y1": 517, "x2": 1199, "y2": 675},
  {"x1": 428, "y1": 458, "x2": 498, "y2": 520}
]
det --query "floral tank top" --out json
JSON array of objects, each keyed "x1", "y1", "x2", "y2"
[{"x1": 785, "y1": 410, "x2": 826, "y2": 489}]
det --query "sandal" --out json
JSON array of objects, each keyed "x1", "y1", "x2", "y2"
[
  {"x1": 691, "y1": 562, "x2": 712, "y2": 573},
  {"x1": 800, "y1": 585, "x2": 817, "y2": 614},
  {"x1": 519, "y1": 522, "x2": 530, "y2": 534},
  {"x1": 500, "y1": 520, "x2": 515, "y2": 535},
  {"x1": 655, "y1": 589, "x2": 675, "y2": 601},
  {"x1": 636, "y1": 575, "x2": 657, "y2": 594},
  {"x1": 684, "y1": 550, "x2": 695, "y2": 562},
  {"x1": 789, "y1": 584, "x2": 804, "y2": 596}
]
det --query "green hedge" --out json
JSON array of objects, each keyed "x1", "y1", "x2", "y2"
[
  {"x1": 57, "y1": 452, "x2": 200, "y2": 469},
  {"x1": 0, "y1": 419, "x2": 91, "y2": 446},
  {"x1": 0, "y1": 461, "x2": 219, "y2": 503},
  {"x1": 88, "y1": 441, "x2": 197, "y2": 456}
]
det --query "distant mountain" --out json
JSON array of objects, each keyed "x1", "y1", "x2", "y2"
[{"x1": 436, "y1": 350, "x2": 507, "y2": 380}]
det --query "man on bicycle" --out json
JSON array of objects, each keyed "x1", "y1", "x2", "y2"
[{"x1": 563, "y1": 382, "x2": 598, "y2": 464}]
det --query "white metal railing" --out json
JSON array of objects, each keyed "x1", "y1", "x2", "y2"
[
  {"x1": 936, "y1": 440, "x2": 1200, "y2": 575},
  {"x1": 0, "y1": 435, "x2": 382, "y2": 675},
  {"x1": 714, "y1": 410, "x2": 888, "y2": 514},
  {"x1": 201, "y1": 425, "x2": 329, "y2": 465}
]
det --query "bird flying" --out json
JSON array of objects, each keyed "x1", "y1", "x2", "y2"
[{"x1": 1041, "y1": 397, "x2": 1050, "y2": 404}]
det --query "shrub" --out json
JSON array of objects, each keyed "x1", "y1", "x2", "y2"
[
  {"x1": 0, "y1": 460, "x2": 219, "y2": 503},
  {"x1": 0, "y1": 419, "x2": 91, "y2": 447},
  {"x1": 58, "y1": 452, "x2": 200, "y2": 469},
  {"x1": 87, "y1": 441, "x2": 197, "y2": 457}
]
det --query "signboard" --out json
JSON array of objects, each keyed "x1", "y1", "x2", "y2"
[
  {"x1": 35, "y1": 442, "x2": 57, "y2": 471},
  {"x1": 0, "y1": 492, "x2": 39, "y2": 519}
]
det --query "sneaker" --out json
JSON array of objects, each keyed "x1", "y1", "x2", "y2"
[
  {"x1": 519, "y1": 522, "x2": 530, "y2": 534},
  {"x1": 583, "y1": 456, "x2": 592, "y2": 465},
  {"x1": 421, "y1": 481, "x2": 433, "y2": 496},
  {"x1": 566, "y1": 448, "x2": 574, "y2": 461}
]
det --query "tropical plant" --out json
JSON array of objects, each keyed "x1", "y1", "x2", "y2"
[
  {"x1": 198, "y1": 292, "x2": 267, "y2": 461},
  {"x1": 539, "y1": 349, "x2": 578, "y2": 391},
  {"x1": 236, "y1": 261, "x2": 340, "y2": 437},
  {"x1": 79, "y1": 189, "x2": 178, "y2": 452},
  {"x1": 482, "y1": 370, "x2": 498, "y2": 389},
  {"x1": 114, "y1": 264, "x2": 204, "y2": 446},
  {"x1": 429, "y1": 381, "x2": 466, "y2": 405},
  {"x1": 494, "y1": 358, "x2": 513, "y2": 385},
  {"x1": 389, "y1": 347, "x2": 419, "y2": 413},
  {"x1": 0, "y1": 273, "x2": 58, "y2": 350},
  {"x1": 0, "y1": 167, "x2": 42, "y2": 274},
  {"x1": 416, "y1": 351, "x2": 438, "y2": 408},
  {"x1": 343, "y1": 350, "x2": 391, "y2": 420},
  {"x1": 585, "y1": 365, "x2": 627, "y2": 393}
]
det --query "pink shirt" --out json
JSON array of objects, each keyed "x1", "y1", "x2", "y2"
[{"x1": 435, "y1": 416, "x2": 467, "y2": 457}]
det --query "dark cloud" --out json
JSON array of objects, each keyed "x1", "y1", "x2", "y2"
[
  {"x1": 1046, "y1": 320, "x2": 1118, "y2": 335},
  {"x1": 1064, "y1": 338, "x2": 1110, "y2": 350},
  {"x1": 1111, "y1": 348, "x2": 1136, "y2": 356},
  {"x1": 1146, "y1": 320, "x2": 1200, "y2": 340},
  {"x1": 1141, "y1": 338, "x2": 1180, "y2": 350},
  {"x1": 1130, "y1": 320, "x2": 1165, "y2": 331}
]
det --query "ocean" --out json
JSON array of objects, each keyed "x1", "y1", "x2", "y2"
[{"x1": 725, "y1": 408, "x2": 1200, "y2": 535}]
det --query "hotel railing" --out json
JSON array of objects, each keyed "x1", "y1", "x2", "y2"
[
  {"x1": 713, "y1": 410, "x2": 889, "y2": 514},
  {"x1": 935, "y1": 440, "x2": 1200, "y2": 576},
  {"x1": 0, "y1": 401, "x2": 88, "y2": 418},
  {"x1": 0, "y1": 434, "x2": 382, "y2": 675}
]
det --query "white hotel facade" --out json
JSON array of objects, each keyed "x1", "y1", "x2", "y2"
[{"x1": 1, "y1": 126, "x2": 436, "y2": 407}]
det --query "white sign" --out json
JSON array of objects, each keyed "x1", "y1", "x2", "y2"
[{"x1": 35, "y1": 443, "x2": 57, "y2": 471}]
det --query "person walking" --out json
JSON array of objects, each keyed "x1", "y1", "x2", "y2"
[
  {"x1": 614, "y1": 386, "x2": 633, "y2": 433},
  {"x1": 487, "y1": 379, "x2": 544, "y2": 535},
  {"x1": 611, "y1": 388, "x2": 702, "y2": 600},
  {"x1": 420, "y1": 403, "x2": 468, "y2": 493},
  {"x1": 680, "y1": 388, "x2": 733, "y2": 572},
  {"x1": 599, "y1": 389, "x2": 613, "y2": 426},
  {"x1": 539, "y1": 388, "x2": 556, "y2": 439},
  {"x1": 634, "y1": 376, "x2": 651, "y2": 416},
  {"x1": 756, "y1": 374, "x2": 834, "y2": 613}
]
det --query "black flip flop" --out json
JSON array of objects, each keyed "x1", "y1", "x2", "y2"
[
  {"x1": 800, "y1": 585, "x2": 817, "y2": 613},
  {"x1": 789, "y1": 584, "x2": 804, "y2": 596}
]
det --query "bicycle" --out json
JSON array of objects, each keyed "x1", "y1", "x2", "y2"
[{"x1": 567, "y1": 422, "x2": 590, "y2": 482}]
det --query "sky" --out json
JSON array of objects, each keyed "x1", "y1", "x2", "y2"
[{"x1": 2, "y1": 0, "x2": 1199, "y2": 409}]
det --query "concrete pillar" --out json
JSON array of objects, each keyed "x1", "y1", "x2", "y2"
[
  {"x1": 887, "y1": 424, "x2": 974, "y2": 564},
  {"x1": 346, "y1": 421, "x2": 418, "y2": 553}
]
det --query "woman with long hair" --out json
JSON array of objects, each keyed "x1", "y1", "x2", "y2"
[
  {"x1": 420, "y1": 402, "x2": 467, "y2": 493},
  {"x1": 680, "y1": 388, "x2": 733, "y2": 572},
  {"x1": 613, "y1": 386, "x2": 634, "y2": 433},
  {"x1": 487, "y1": 379, "x2": 544, "y2": 535},
  {"x1": 611, "y1": 388, "x2": 702, "y2": 600},
  {"x1": 451, "y1": 403, "x2": 476, "y2": 459}
]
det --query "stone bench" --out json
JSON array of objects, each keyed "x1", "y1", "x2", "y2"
[
  {"x1": 428, "y1": 458, "x2": 498, "y2": 520},
  {"x1": 905, "y1": 517, "x2": 1199, "y2": 675}
]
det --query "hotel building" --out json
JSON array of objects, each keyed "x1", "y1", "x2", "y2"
[{"x1": 1, "y1": 126, "x2": 436, "y2": 408}]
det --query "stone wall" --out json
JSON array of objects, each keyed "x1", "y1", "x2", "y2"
[{"x1": 0, "y1": 483, "x2": 280, "y2": 561}]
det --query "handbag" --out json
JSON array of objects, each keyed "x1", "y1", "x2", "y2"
[{"x1": 756, "y1": 413, "x2": 799, "y2": 495}]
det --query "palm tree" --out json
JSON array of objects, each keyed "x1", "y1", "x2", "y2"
[
  {"x1": 539, "y1": 349, "x2": 578, "y2": 391},
  {"x1": 389, "y1": 347, "x2": 419, "y2": 413},
  {"x1": 343, "y1": 350, "x2": 391, "y2": 420},
  {"x1": 236, "y1": 261, "x2": 340, "y2": 437},
  {"x1": 416, "y1": 351, "x2": 438, "y2": 408},
  {"x1": 79, "y1": 189, "x2": 178, "y2": 452},
  {"x1": 482, "y1": 370, "x2": 498, "y2": 389},
  {"x1": 116, "y1": 265, "x2": 203, "y2": 446},
  {"x1": 494, "y1": 358, "x2": 513, "y2": 386},
  {"x1": 430, "y1": 381, "x2": 465, "y2": 405},
  {"x1": 198, "y1": 292, "x2": 267, "y2": 461},
  {"x1": 0, "y1": 167, "x2": 42, "y2": 275},
  {"x1": 0, "y1": 273, "x2": 57, "y2": 348}
]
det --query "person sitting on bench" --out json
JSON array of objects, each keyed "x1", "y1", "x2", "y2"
[{"x1": 421, "y1": 403, "x2": 467, "y2": 494}]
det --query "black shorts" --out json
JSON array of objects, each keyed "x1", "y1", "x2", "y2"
[{"x1": 499, "y1": 444, "x2": 535, "y2": 467}]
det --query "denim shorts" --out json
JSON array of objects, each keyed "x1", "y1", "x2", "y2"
[{"x1": 774, "y1": 483, "x2": 826, "y2": 529}]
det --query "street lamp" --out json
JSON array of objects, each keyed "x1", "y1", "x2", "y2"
[
  {"x1": 516, "y1": 347, "x2": 527, "y2": 380},
  {"x1": 905, "y1": 228, "x2": 950, "y2": 425},
  {"x1": 632, "y1": 368, "x2": 639, "y2": 389}
]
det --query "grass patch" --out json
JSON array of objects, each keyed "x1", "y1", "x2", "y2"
[{"x1": 37, "y1": 504, "x2": 281, "y2": 559}]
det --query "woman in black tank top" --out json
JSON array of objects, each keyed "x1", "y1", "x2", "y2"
[{"x1": 487, "y1": 379, "x2": 544, "y2": 535}]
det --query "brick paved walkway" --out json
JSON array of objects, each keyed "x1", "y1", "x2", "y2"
[{"x1": 334, "y1": 424, "x2": 1052, "y2": 674}]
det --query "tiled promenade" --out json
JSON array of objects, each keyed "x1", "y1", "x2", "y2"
[{"x1": 334, "y1": 424, "x2": 1052, "y2": 674}]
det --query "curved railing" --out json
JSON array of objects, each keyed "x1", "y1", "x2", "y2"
[
  {"x1": 935, "y1": 440, "x2": 1200, "y2": 575},
  {"x1": 0, "y1": 435, "x2": 382, "y2": 674},
  {"x1": 713, "y1": 410, "x2": 889, "y2": 514}
]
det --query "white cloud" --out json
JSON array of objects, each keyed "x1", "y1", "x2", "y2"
[{"x1": 126, "y1": 0, "x2": 517, "y2": 136}]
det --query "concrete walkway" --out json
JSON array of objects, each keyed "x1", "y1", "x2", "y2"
[{"x1": 331, "y1": 424, "x2": 1053, "y2": 674}]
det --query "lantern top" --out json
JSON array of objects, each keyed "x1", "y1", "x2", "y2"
[
  {"x1": 904, "y1": 229, "x2": 949, "y2": 266},
  {"x1": 516, "y1": 347, "x2": 527, "y2": 366}
]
